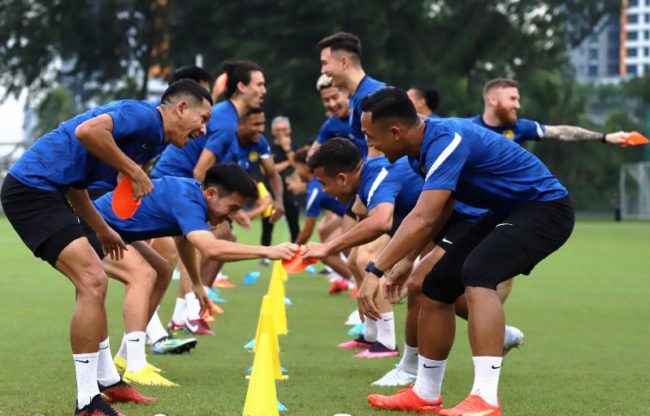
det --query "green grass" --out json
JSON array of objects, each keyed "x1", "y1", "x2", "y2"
[{"x1": 0, "y1": 217, "x2": 649, "y2": 415}]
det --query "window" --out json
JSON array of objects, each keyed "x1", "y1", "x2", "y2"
[
  {"x1": 607, "y1": 64, "x2": 619, "y2": 76},
  {"x1": 608, "y1": 47, "x2": 620, "y2": 60},
  {"x1": 645, "y1": 30, "x2": 650, "y2": 39},
  {"x1": 588, "y1": 65, "x2": 598, "y2": 76},
  {"x1": 629, "y1": 0, "x2": 638, "y2": 7},
  {"x1": 589, "y1": 49, "x2": 599, "y2": 59},
  {"x1": 627, "y1": 64, "x2": 638, "y2": 75},
  {"x1": 628, "y1": 47, "x2": 638, "y2": 57},
  {"x1": 628, "y1": 31, "x2": 638, "y2": 40},
  {"x1": 628, "y1": 14, "x2": 638, "y2": 24},
  {"x1": 645, "y1": 47, "x2": 650, "y2": 56}
]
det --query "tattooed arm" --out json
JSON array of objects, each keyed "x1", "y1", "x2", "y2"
[{"x1": 543, "y1": 125, "x2": 628, "y2": 144}]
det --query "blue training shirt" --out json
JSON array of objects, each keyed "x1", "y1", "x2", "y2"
[
  {"x1": 411, "y1": 118, "x2": 567, "y2": 213},
  {"x1": 349, "y1": 76, "x2": 386, "y2": 157},
  {"x1": 317, "y1": 116, "x2": 367, "y2": 159},
  {"x1": 358, "y1": 156, "x2": 423, "y2": 219},
  {"x1": 9, "y1": 100, "x2": 165, "y2": 192},
  {"x1": 305, "y1": 178, "x2": 347, "y2": 218},
  {"x1": 221, "y1": 134, "x2": 272, "y2": 176},
  {"x1": 468, "y1": 115, "x2": 545, "y2": 144},
  {"x1": 93, "y1": 176, "x2": 211, "y2": 242},
  {"x1": 151, "y1": 100, "x2": 238, "y2": 178}
]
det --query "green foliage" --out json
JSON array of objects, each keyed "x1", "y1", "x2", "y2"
[{"x1": 33, "y1": 86, "x2": 79, "y2": 137}]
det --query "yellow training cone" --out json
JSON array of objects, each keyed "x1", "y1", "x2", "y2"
[
  {"x1": 268, "y1": 267, "x2": 287, "y2": 335},
  {"x1": 242, "y1": 333, "x2": 279, "y2": 416},
  {"x1": 260, "y1": 302, "x2": 287, "y2": 381},
  {"x1": 273, "y1": 259, "x2": 289, "y2": 282}
]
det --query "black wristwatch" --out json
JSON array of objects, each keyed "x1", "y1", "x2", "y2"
[{"x1": 365, "y1": 261, "x2": 384, "y2": 278}]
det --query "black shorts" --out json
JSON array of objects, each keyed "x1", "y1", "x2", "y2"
[
  {"x1": 1, "y1": 175, "x2": 103, "y2": 266},
  {"x1": 433, "y1": 214, "x2": 476, "y2": 251},
  {"x1": 422, "y1": 196, "x2": 575, "y2": 303}
]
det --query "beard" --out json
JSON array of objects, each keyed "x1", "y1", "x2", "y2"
[{"x1": 494, "y1": 103, "x2": 517, "y2": 125}]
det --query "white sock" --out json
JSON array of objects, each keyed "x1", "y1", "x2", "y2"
[
  {"x1": 363, "y1": 315, "x2": 378, "y2": 342},
  {"x1": 171, "y1": 297, "x2": 187, "y2": 324},
  {"x1": 185, "y1": 292, "x2": 201, "y2": 321},
  {"x1": 376, "y1": 312, "x2": 396, "y2": 350},
  {"x1": 124, "y1": 331, "x2": 147, "y2": 372},
  {"x1": 470, "y1": 356, "x2": 502, "y2": 407},
  {"x1": 117, "y1": 334, "x2": 128, "y2": 360},
  {"x1": 146, "y1": 308, "x2": 169, "y2": 345},
  {"x1": 73, "y1": 352, "x2": 100, "y2": 409},
  {"x1": 413, "y1": 355, "x2": 446, "y2": 402},
  {"x1": 398, "y1": 343, "x2": 418, "y2": 374},
  {"x1": 97, "y1": 338, "x2": 121, "y2": 387}
]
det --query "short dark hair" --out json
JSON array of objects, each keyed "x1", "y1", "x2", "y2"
[
  {"x1": 161, "y1": 79, "x2": 213, "y2": 107},
  {"x1": 168, "y1": 66, "x2": 214, "y2": 88},
  {"x1": 410, "y1": 86, "x2": 440, "y2": 112},
  {"x1": 361, "y1": 87, "x2": 418, "y2": 125},
  {"x1": 223, "y1": 60, "x2": 263, "y2": 99},
  {"x1": 241, "y1": 107, "x2": 264, "y2": 120},
  {"x1": 294, "y1": 147, "x2": 309, "y2": 164},
  {"x1": 483, "y1": 78, "x2": 519, "y2": 97},
  {"x1": 316, "y1": 32, "x2": 362, "y2": 57},
  {"x1": 308, "y1": 138, "x2": 361, "y2": 176},
  {"x1": 203, "y1": 164, "x2": 258, "y2": 200}
]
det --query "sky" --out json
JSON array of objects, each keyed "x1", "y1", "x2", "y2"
[{"x1": 0, "y1": 90, "x2": 26, "y2": 157}]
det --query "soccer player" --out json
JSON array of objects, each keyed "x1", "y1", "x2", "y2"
[
  {"x1": 152, "y1": 60, "x2": 283, "y2": 334},
  {"x1": 308, "y1": 74, "x2": 363, "y2": 158},
  {"x1": 292, "y1": 147, "x2": 352, "y2": 289},
  {"x1": 474, "y1": 78, "x2": 629, "y2": 144},
  {"x1": 94, "y1": 165, "x2": 298, "y2": 386},
  {"x1": 407, "y1": 86, "x2": 441, "y2": 119},
  {"x1": 359, "y1": 88, "x2": 574, "y2": 415},
  {"x1": 317, "y1": 32, "x2": 385, "y2": 155},
  {"x1": 303, "y1": 138, "x2": 423, "y2": 358},
  {"x1": 1, "y1": 79, "x2": 213, "y2": 415}
]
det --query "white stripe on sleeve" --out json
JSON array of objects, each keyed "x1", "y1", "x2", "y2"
[
  {"x1": 425, "y1": 133, "x2": 462, "y2": 181},
  {"x1": 367, "y1": 167, "x2": 389, "y2": 206}
]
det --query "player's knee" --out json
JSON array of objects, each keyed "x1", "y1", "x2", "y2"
[
  {"x1": 76, "y1": 269, "x2": 109, "y2": 302},
  {"x1": 407, "y1": 274, "x2": 423, "y2": 296},
  {"x1": 460, "y1": 261, "x2": 498, "y2": 291}
]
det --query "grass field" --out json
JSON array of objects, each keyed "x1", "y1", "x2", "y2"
[{"x1": 0, "y1": 217, "x2": 649, "y2": 416}]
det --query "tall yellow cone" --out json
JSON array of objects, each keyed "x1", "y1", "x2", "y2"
[
  {"x1": 243, "y1": 333, "x2": 279, "y2": 416},
  {"x1": 260, "y1": 303, "x2": 287, "y2": 380},
  {"x1": 268, "y1": 268, "x2": 287, "y2": 335},
  {"x1": 253, "y1": 296, "x2": 276, "y2": 351},
  {"x1": 273, "y1": 259, "x2": 289, "y2": 282}
]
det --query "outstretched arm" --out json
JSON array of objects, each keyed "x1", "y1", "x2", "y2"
[{"x1": 543, "y1": 125, "x2": 628, "y2": 144}]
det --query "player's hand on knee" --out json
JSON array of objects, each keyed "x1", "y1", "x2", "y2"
[
  {"x1": 98, "y1": 227, "x2": 127, "y2": 260},
  {"x1": 267, "y1": 242, "x2": 299, "y2": 260}
]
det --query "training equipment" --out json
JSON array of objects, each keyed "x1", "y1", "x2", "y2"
[
  {"x1": 620, "y1": 161, "x2": 650, "y2": 220},
  {"x1": 152, "y1": 336, "x2": 197, "y2": 355},
  {"x1": 167, "y1": 319, "x2": 185, "y2": 331},
  {"x1": 371, "y1": 365, "x2": 418, "y2": 387},
  {"x1": 242, "y1": 333, "x2": 280, "y2": 416},
  {"x1": 439, "y1": 395, "x2": 501, "y2": 416},
  {"x1": 328, "y1": 279, "x2": 350, "y2": 295},
  {"x1": 622, "y1": 131, "x2": 650, "y2": 148},
  {"x1": 344, "y1": 309, "x2": 362, "y2": 326},
  {"x1": 347, "y1": 322, "x2": 365, "y2": 337},
  {"x1": 99, "y1": 380, "x2": 157, "y2": 404},
  {"x1": 243, "y1": 271, "x2": 261, "y2": 286},
  {"x1": 282, "y1": 251, "x2": 318, "y2": 274},
  {"x1": 123, "y1": 365, "x2": 179, "y2": 387},
  {"x1": 367, "y1": 385, "x2": 443, "y2": 413},
  {"x1": 112, "y1": 176, "x2": 141, "y2": 219},
  {"x1": 353, "y1": 342, "x2": 400, "y2": 359}
]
